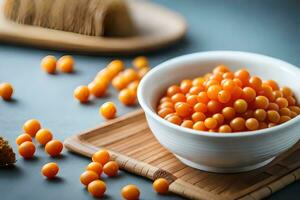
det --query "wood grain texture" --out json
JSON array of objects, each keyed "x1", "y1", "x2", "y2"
[
  {"x1": 0, "y1": 0, "x2": 187, "y2": 54},
  {"x1": 64, "y1": 109, "x2": 300, "y2": 200}
]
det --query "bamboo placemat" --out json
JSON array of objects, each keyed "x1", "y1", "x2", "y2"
[{"x1": 64, "y1": 109, "x2": 300, "y2": 200}]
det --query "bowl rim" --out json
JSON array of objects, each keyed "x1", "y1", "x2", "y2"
[{"x1": 137, "y1": 50, "x2": 300, "y2": 138}]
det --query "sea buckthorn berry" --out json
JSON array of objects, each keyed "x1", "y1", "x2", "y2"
[
  {"x1": 273, "y1": 90, "x2": 283, "y2": 99},
  {"x1": 275, "y1": 97, "x2": 288, "y2": 108},
  {"x1": 18, "y1": 141, "x2": 35, "y2": 159},
  {"x1": 245, "y1": 118, "x2": 259, "y2": 131},
  {"x1": 35, "y1": 129, "x2": 53, "y2": 145},
  {"x1": 88, "y1": 180, "x2": 106, "y2": 198},
  {"x1": 222, "y1": 107, "x2": 236, "y2": 121},
  {"x1": 16, "y1": 133, "x2": 32, "y2": 145},
  {"x1": 186, "y1": 95, "x2": 198, "y2": 106},
  {"x1": 233, "y1": 78, "x2": 243, "y2": 88},
  {"x1": 233, "y1": 99, "x2": 248, "y2": 113},
  {"x1": 45, "y1": 140, "x2": 63, "y2": 157},
  {"x1": 107, "y1": 60, "x2": 124, "y2": 75},
  {"x1": 209, "y1": 73, "x2": 223, "y2": 83},
  {"x1": 133, "y1": 56, "x2": 148, "y2": 69},
  {"x1": 231, "y1": 86, "x2": 243, "y2": 100},
  {"x1": 222, "y1": 72, "x2": 234, "y2": 79},
  {"x1": 213, "y1": 64, "x2": 230, "y2": 74},
  {"x1": 207, "y1": 100, "x2": 223, "y2": 114},
  {"x1": 127, "y1": 80, "x2": 140, "y2": 92},
  {"x1": 192, "y1": 77, "x2": 205, "y2": 86},
  {"x1": 289, "y1": 106, "x2": 300, "y2": 114},
  {"x1": 242, "y1": 87, "x2": 256, "y2": 102},
  {"x1": 259, "y1": 122, "x2": 268, "y2": 129},
  {"x1": 194, "y1": 102, "x2": 207, "y2": 113},
  {"x1": 279, "y1": 116, "x2": 291, "y2": 124},
  {"x1": 122, "y1": 69, "x2": 139, "y2": 83},
  {"x1": 258, "y1": 84, "x2": 274, "y2": 101},
  {"x1": 86, "y1": 162, "x2": 103, "y2": 176},
  {"x1": 264, "y1": 80, "x2": 279, "y2": 90},
  {"x1": 92, "y1": 149, "x2": 110, "y2": 165},
  {"x1": 204, "y1": 118, "x2": 218, "y2": 129},
  {"x1": 222, "y1": 79, "x2": 236, "y2": 92},
  {"x1": 218, "y1": 125, "x2": 232, "y2": 133},
  {"x1": 197, "y1": 92, "x2": 209, "y2": 103},
  {"x1": 218, "y1": 90, "x2": 231, "y2": 103},
  {"x1": 212, "y1": 113, "x2": 224, "y2": 126},
  {"x1": 189, "y1": 86, "x2": 203, "y2": 95},
  {"x1": 158, "y1": 101, "x2": 174, "y2": 109},
  {"x1": 23, "y1": 119, "x2": 41, "y2": 137},
  {"x1": 41, "y1": 55, "x2": 56, "y2": 74},
  {"x1": 192, "y1": 112, "x2": 206, "y2": 122},
  {"x1": 167, "y1": 85, "x2": 181, "y2": 97},
  {"x1": 204, "y1": 79, "x2": 219, "y2": 88},
  {"x1": 80, "y1": 170, "x2": 99, "y2": 186},
  {"x1": 267, "y1": 103, "x2": 279, "y2": 111},
  {"x1": 0, "y1": 82, "x2": 13, "y2": 100},
  {"x1": 255, "y1": 96, "x2": 269, "y2": 109},
  {"x1": 268, "y1": 123, "x2": 277, "y2": 128},
  {"x1": 281, "y1": 87, "x2": 293, "y2": 97},
  {"x1": 193, "y1": 121, "x2": 206, "y2": 131},
  {"x1": 112, "y1": 76, "x2": 128, "y2": 91},
  {"x1": 88, "y1": 81, "x2": 107, "y2": 97},
  {"x1": 153, "y1": 178, "x2": 169, "y2": 194},
  {"x1": 234, "y1": 69, "x2": 250, "y2": 85},
  {"x1": 158, "y1": 108, "x2": 174, "y2": 118},
  {"x1": 175, "y1": 102, "x2": 192, "y2": 117},
  {"x1": 138, "y1": 67, "x2": 149, "y2": 78},
  {"x1": 160, "y1": 97, "x2": 171, "y2": 104},
  {"x1": 74, "y1": 85, "x2": 90, "y2": 103},
  {"x1": 267, "y1": 110, "x2": 280, "y2": 123},
  {"x1": 253, "y1": 109, "x2": 267, "y2": 122},
  {"x1": 230, "y1": 117, "x2": 246, "y2": 131},
  {"x1": 166, "y1": 115, "x2": 182, "y2": 125},
  {"x1": 103, "y1": 161, "x2": 119, "y2": 177},
  {"x1": 57, "y1": 55, "x2": 74, "y2": 73},
  {"x1": 279, "y1": 108, "x2": 291, "y2": 117},
  {"x1": 41, "y1": 162, "x2": 59, "y2": 179},
  {"x1": 119, "y1": 89, "x2": 136, "y2": 106},
  {"x1": 286, "y1": 96, "x2": 296, "y2": 106},
  {"x1": 100, "y1": 102, "x2": 117, "y2": 119},
  {"x1": 97, "y1": 68, "x2": 115, "y2": 81},
  {"x1": 171, "y1": 93, "x2": 186, "y2": 103},
  {"x1": 181, "y1": 120, "x2": 194, "y2": 128},
  {"x1": 290, "y1": 111, "x2": 298, "y2": 118},
  {"x1": 180, "y1": 80, "x2": 193, "y2": 94},
  {"x1": 248, "y1": 76, "x2": 262, "y2": 91},
  {"x1": 204, "y1": 73, "x2": 212, "y2": 80},
  {"x1": 121, "y1": 185, "x2": 140, "y2": 200}
]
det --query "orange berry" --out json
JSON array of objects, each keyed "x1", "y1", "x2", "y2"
[
  {"x1": 88, "y1": 81, "x2": 107, "y2": 97},
  {"x1": 205, "y1": 79, "x2": 219, "y2": 88},
  {"x1": 267, "y1": 103, "x2": 279, "y2": 111},
  {"x1": 242, "y1": 110, "x2": 253, "y2": 119},
  {"x1": 209, "y1": 73, "x2": 223, "y2": 83},
  {"x1": 181, "y1": 120, "x2": 194, "y2": 128},
  {"x1": 103, "y1": 161, "x2": 119, "y2": 177},
  {"x1": 264, "y1": 80, "x2": 279, "y2": 90},
  {"x1": 100, "y1": 102, "x2": 117, "y2": 119},
  {"x1": 0, "y1": 82, "x2": 13, "y2": 100},
  {"x1": 268, "y1": 123, "x2": 277, "y2": 128},
  {"x1": 167, "y1": 85, "x2": 181, "y2": 97},
  {"x1": 192, "y1": 112, "x2": 206, "y2": 122},
  {"x1": 289, "y1": 106, "x2": 300, "y2": 114},
  {"x1": 80, "y1": 170, "x2": 99, "y2": 186},
  {"x1": 230, "y1": 117, "x2": 246, "y2": 131},
  {"x1": 259, "y1": 122, "x2": 268, "y2": 129},
  {"x1": 218, "y1": 125, "x2": 232, "y2": 133},
  {"x1": 121, "y1": 185, "x2": 140, "y2": 200},
  {"x1": 158, "y1": 102, "x2": 174, "y2": 110},
  {"x1": 186, "y1": 95, "x2": 198, "y2": 106},
  {"x1": 180, "y1": 80, "x2": 193, "y2": 94},
  {"x1": 57, "y1": 55, "x2": 74, "y2": 73},
  {"x1": 242, "y1": 87, "x2": 256, "y2": 102},
  {"x1": 273, "y1": 90, "x2": 283, "y2": 99},
  {"x1": 112, "y1": 76, "x2": 128, "y2": 91},
  {"x1": 158, "y1": 108, "x2": 174, "y2": 118},
  {"x1": 118, "y1": 89, "x2": 136, "y2": 106},
  {"x1": 41, "y1": 162, "x2": 59, "y2": 179},
  {"x1": 231, "y1": 86, "x2": 243, "y2": 100},
  {"x1": 248, "y1": 76, "x2": 262, "y2": 91},
  {"x1": 18, "y1": 141, "x2": 35, "y2": 159},
  {"x1": 222, "y1": 79, "x2": 236, "y2": 92},
  {"x1": 253, "y1": 109, "x2": 267, "y2": 122},
  {"x1": 255, "y1": 96, "x2": 269, "y2": 109},
  {"x1": 222, "y1": 107, "x2": 236, "y2": 121},
  {"x1": 197, "y1": 92, "x2": 209, "y2": 103},
  {"x1": 218, "y1": 90, "x2": 231, "y2": 103},
  {"x1": 233, "y1": 99, "x2": 248, "y2": 113},
  {"x1": 23, "y1": 119, "x2": 41, "y2": 137},
  {"x1": 175, "y1": 102, "x2": 192, "y2": 117},
  {"x1": 153, "y1": 178, "x2": 169, "y2": 194},
  {"x1": 267, "y1": 110, "x2": 280, "y2": 123},
  {"x1": 97, "y1": 68, "x2": 115, "y2": 81},
  {"x1": 275, "y1": 97, "x2": 288, "y2": 108},
  {"x1": 279, "y1": 116, "x2": 291, "y2": 124},
  {"x1": 207, "y1": 100, "x2": 222, "y2": 114},
  {"x1": 193, "y1": 102, "x2": 207, "y2": 113},
  {"x1": 204, "y1": 118, "x2": 218, "y2": 129},
  {"x1": 189, "y1": 86, "x2": 203, "y2": 95},
  {"x1": 212, "y1": 113, "x2": 224, "y2": 126},
  {"x1": 245, "y1": 118, "x2": 259, "y2": 131},
  {"x1": 107, "y1": 60, "x2": 124, "y2": 75},
  {"x1": 234, "y1": 69, "x2": 250, "y2": 85},
  {"x1": 193, "y1": 121, "x2": 206, "y2": 131},
  {"x1": 192, "y1": 77, "x2": 205, "y2": 87},
  {"x1": 290, "y1": 111, "x2": 298, "y2": 118},
  {"x1": 222, "y1": 72, "x2": 234, "y2": 79},
  {"x1": 281, "y1": 87, "x2": 293, "y2": 97},
  {"x1": 171, "y1": 93, "x2": 186, "y2": 103},
  {"x1": 92, "y1": 149, "x2": 110, "y2": 165},
  {"x1": 88, "y1": 180, "x2": 106, "y2": 198},
  {"x1": 41, "y1": 55, "x2": 56, "y2": 74},
  {"x1": 233, "y1": 78, "x2": 243, "y2": 88},
  {"x1": 213, "y1": 64, "x2": 230, "y2": 74},
  {"x1": 45, "y1": 140, "x2": 63, "y2": 157},
  {"x1": 35, "y1": 129, "x2": 53, "y2": 145},
  {"x1": 16, "y1": 133, "x2": 32, "y2": 146},
  {"x1": 138, "y1": 67, "x2": 150, "y2": 79},
  {"x1": 286, "y1": 96, "x2": 296, "y2": 106},
  {"x1": 279, "y1": 108, "x2": 291, "y2": 116},
  {"x1": 258, "y1": 84, "x2": 274, "y2": 101},
  {"x1": 74, "y1": 85, "x2": 90, "y2": 103},
  {"x1": 86, "y1": 162, "x2": 103, "y2": 176},
  {"x1": 123, "y1": 69, "x2": 139, "y2": 83},
  {"x1": 127, "y1": 80, "x2": 140, "y2": 92},
  {"x1": 166, "y1": 114, "x2": 182, "y2": 125},
  {"x1": 159, "y1": 97, "x2": 172, "y2": 104},
  {"x1": 133, "y1": 56, "x2": 148, "y2": 69}
]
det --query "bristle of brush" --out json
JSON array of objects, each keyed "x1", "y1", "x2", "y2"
[{"x1": 3, "y1": 0, "x2": 136, "y2": 37}]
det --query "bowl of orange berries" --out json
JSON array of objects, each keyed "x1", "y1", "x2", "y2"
[{"x1": 137, "y1": 51, "x2": 300, "y2": 173}]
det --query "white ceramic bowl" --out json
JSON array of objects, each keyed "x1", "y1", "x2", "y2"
[{"x1": 137, "y1": 51, "x2": 300, "y2": 173}]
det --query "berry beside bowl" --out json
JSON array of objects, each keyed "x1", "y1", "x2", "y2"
[{"x1": 137, "y1": 51, "x2": 300, "y2": 173}]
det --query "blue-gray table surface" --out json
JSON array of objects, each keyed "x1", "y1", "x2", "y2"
[{"x1": 1, "y1": 0, "x2": 300, "y2": 199}]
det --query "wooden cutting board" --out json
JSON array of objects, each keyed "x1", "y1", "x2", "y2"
[
  {"x1": 0, "y1": 0, "x2": 186, "y2": 54},
  {"x1": 64, "y1": 109, "x2": 300, "y2": 200}
]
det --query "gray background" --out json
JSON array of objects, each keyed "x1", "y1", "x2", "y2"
[{"x1": 1, "y1": 0, "x2": 300, "y2": 199}]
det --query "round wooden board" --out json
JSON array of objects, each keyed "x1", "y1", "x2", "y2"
[{"x1": 0, "y1": 0, "x2": 187, "y2": 54}]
